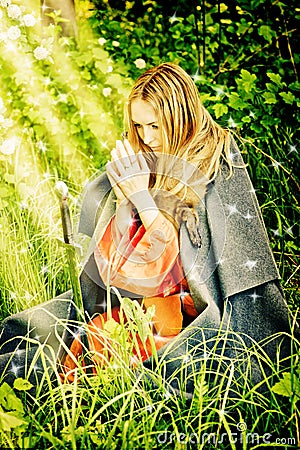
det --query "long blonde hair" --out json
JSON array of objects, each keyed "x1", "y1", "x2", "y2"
[{"x1": 126, "y1": 63, "x2": 232, "y2": 207}]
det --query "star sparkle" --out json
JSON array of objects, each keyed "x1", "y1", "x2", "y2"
[
  {"x1": 10, "y1": 362, "x2": 22, "y2": 377},
  {"x1": 270, "y1": 160, "x2": 282, "y2": 170},
  {"x1": 287, "y1": 144, "x2": 298, "y2": 155},
  {"x1": 271, "y1": 229, "x2": 281, "y2": 237},
  {"x1": 248, "y1": 290, "x2": 262, "y2": 302},
  {"x1": 228, "y1": 151, "x2": 239, "y2": 162},
  {"x1": 244, "y1": 260, "x2": 257, "y2": 270},
  {"x1": 228, "y1": 116, "x2": 238, "y2": 128},
  {"x1": 243, "y1": 211, "x2": 253, "y2": 220},
  {"x1": 169, "y1": 12, "x2": 179, "y2": 24},
  {"x1": 226, "y1": 203, "x2": 239, "y2": 217},
  {"x1": 215, "y1": 257, "x2": 226, "y2": 266},
  {"x1": 284, "y1": 226, "x2": 294, "y2": 236}
]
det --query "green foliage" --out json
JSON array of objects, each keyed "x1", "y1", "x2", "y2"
[
  {"x1": 272, "y1": 370, "x2": 300, "y2": 398},
  {"x1": 0, "y1": 381, "x2": 29, "y2": 440}
]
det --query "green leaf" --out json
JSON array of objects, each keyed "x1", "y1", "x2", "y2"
[
  {"x1": 0, "y1": 382, "x2": 24, "y2": 414},
  {"x1": 279, "y1": 92, "x2": 295, "y2": 104},
  {"x1": 271, "y1": 372, "x2": 300, "y2": 397},
  {"x1": 267, "y1": 72, "x2": 284, "y2": 88},
  {"x1": 237, "y1": 69, "x2": 257, "y2": 93},
  {"x1": 212, "y1": 103, "x2": 228, "y2": 119},
  {"x1": 14, "y1": 378, "x2": 34, "y2": 392},
  {"x1": 263, "y1": 92, "x2": 277, "y2": 104},
  {"x1": 0, "y1": 410, "x2": 27, "y2": 432},
  {"x1": 258, "y1": 25, "x2": 274, "y2": 42},
  {"x1": 228, "y1": 92, "x2": 248, "y2": 110}
]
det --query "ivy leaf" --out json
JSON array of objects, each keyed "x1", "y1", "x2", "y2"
[
  {"x1": 279, "y1": 92, "x2": 295, "y2": 104},
  {"x1": 237, "y1": 70, "x2": 257, "y2": 93},
  {"x1": 212, "y1": 103, "x2": 228, "y2": 119},
  {"x1": 263, "y1": 92, "x2": 277, "y2": 104},
  {"x1": 267, "y1": 72, "x2": 284, "y2": 88},
  {"x1": 228, "y1": 92, "x2": 248, "y2": 110},
  {"x1": 258, "y1": 25, "x2": 275, "y2": 42},
  {"x1": 271, "y1": 372, "x2": 300, "y2": 398}
]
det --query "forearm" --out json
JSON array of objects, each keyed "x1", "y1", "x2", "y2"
[
  {"x1": 115, "y1": 198, "x2": 133, "y2": 235},
  {"x1": 129, "y1": 190, "x2": 159, "y2": 229}
]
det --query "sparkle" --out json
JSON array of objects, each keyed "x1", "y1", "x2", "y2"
[
  {"x1": 270, "y1": 160, "x2": 282, "y2": 170},
  {"x1": 284, "y1": 226, "x2": 294, "y2": 236},
  {"x1": 19, "y1": 201, "x2": 27, "y2": 210},
  {"x1": 40, "y1": 265, "x2": 49, "y2": 275},
  {"x1": 169, "y1": 12, "x2": 179, "y2": 24},
  {"x1": 243, "y1": 211, "x2": 253, "y2": 220},
  {"x1": 164, "y1": 391, "x2": 172, "y2": 399},
  {"x1": 9, "y1": 362, "x2": 22, "y2": 377},
  {"x1": 249, "y1": 290, "x2": 262, "y2": 302},
  {"x1": 228, "y1": 116, "x2": 238, "y2": 128},
  {"x1": 249, "y1": 111, "x2": 255, "y2": 118},
  {"x1": 41, "y1": 2, "x2": 51, "y2": 13},
  {"x1": 249, "y1": 187, "x2": 256, "y2": 194},
  {"x1": 182, "y1": 354, "x2": 190, "y2": 363},
  {"x1": 57, "y1": 93, "x2": 68, "y2": 103},
  {"x1": 43, "y1": 77, "x2": 51, "y2": 86},
  {"x1": 216, "y1": 257, "x2": 226, "y2": 266},
  {"x1": 37, "y1": 140, "x2": 47, "y2": 152},
  {"x1": 244, "y1": 260, "x2": 257, "y2": 270},
  {"x1": 271, "y1": 228, "x2": 281, "y2": 237},
  {"x1": 32, "y1": 334, "x2": 42, "y2": 341},
  {"x1": 226, "y1": 203, "x2": 239, "y2": 216},
  {"x1": 228, "y1": 151, "x2": 239, "y2": 162},
  {"x1": 215, "y1": 87, "x2": 225, "y2": 96},
  {"x1": 191, "y1": 69, "x2": 202, "y2": 83},
  {"x1": 287, "y1": 144, "x2": 298, "y2": 155}
]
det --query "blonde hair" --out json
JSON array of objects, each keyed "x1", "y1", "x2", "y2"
[{"x1": 126, "y1": 63, "x2": 232, "y2": 207}]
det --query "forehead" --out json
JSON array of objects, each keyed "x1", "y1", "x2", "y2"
[{"x1": 131, "y1": 99, "x2": 158, "y2": 123}]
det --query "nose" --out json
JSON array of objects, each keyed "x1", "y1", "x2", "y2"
[{"x1": 143, "y1": 127, "x2": 155, "y2": 145}]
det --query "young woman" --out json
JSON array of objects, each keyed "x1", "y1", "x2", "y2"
[
  {"x1": 60, "y1": 63, "x2": 294, "y2": 387},
  {"x1": 0, "y1": 63, "x2": 295, "y2": 393}
]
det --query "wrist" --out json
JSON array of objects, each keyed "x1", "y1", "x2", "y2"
[
  {"x1": 129, "y1": 190, "x2": 156, "y2": 211},
  {"x1": 129, "y1": 191, "x2": 159, "y2": 229}
]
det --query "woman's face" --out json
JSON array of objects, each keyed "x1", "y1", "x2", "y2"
[{"x1": 130, "y1": 99, "x2": 163, "y2": 152}]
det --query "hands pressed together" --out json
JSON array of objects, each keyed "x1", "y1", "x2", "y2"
[{"x1": 106, "y1": 139, "x2": 159, "y2": 229}]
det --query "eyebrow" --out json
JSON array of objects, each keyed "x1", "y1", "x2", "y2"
[{"x1": 132, "y1": 120, "x2": 158, "y2": 125}]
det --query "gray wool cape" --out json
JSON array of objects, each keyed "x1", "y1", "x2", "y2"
[{"x1": 0, "y1": 145, "x2": 296, "y2": 394}]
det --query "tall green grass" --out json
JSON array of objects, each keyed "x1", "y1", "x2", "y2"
[{"x1": 0, "y1": 306, "x2": 298, "y2": 448}]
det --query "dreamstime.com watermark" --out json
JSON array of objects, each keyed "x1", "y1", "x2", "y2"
[{"x1": 156, "y1": 422, "x2": 297, "y2": 446}]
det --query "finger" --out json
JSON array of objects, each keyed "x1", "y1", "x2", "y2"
[
  {"x1": 116, "y1": 140, "x2": 133, "y2": 168},
  {"x1": 123, "y1": 139, "x2": 138, "y2": 165},
  {"x1": 106, "y1": 161, "x2": 120, "y2": 184},
  {"x1": 110, "y1": 150, "x2": 127, "y2": 175},
  {"x1": 137, "y1": 151, "x2": 149, "y2": 172}
]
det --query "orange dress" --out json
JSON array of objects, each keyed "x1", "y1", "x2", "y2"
[{"x1": 61, "y1": 209, "x2": 198, "y2": 381}]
